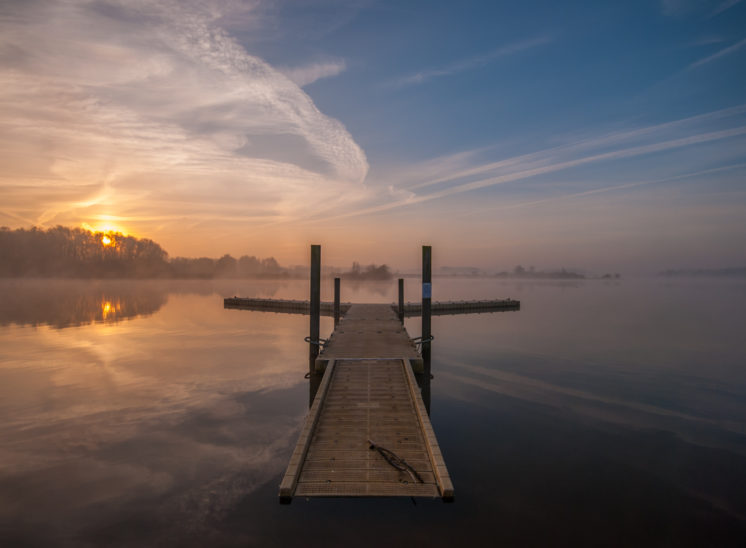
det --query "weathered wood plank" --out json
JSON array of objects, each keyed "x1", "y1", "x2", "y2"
[
  {"x1": 278, "y1": 359, "x2": 337, "y2": 502},
  {"x1": 402, "y1": 355, "x2": 455, "y2": 500},
  {"x1": 295, "y1": 482, "x2": 439, "y2": 497},
  {"x1": 299, "y1": 469, "x2": 437, "y2": 484},
  {"x1": 302, "y1": 458, "x2": 433, "y2": 471}
]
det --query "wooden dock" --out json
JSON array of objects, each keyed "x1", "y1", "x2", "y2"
[
  {"x1": 279, "y1": 304, "x2": 453, "y2": 502},
  {"x1": 225, "y1": 247, "x2": 520, "y2": 503}
]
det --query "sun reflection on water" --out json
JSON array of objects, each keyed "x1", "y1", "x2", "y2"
[{"x1": 101, "y1": 299, "x2": 121, "y2": 320}]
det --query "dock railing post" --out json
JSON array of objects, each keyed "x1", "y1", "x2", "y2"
[
  {"x1": 398, "y1": 278, "x2": 404, "y2": 323},
  {"x1": 422, "y1": 246, "x2": 432, "y2": 368},
  {"x1": 334, "y1": 277, "x2": 341, "y2": 327},
  {"x1": 310, "y1": 245, "x2": 321, "y2": 374}
]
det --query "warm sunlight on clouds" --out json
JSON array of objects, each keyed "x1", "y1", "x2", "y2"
[
  {"x1": 81, "y1": 222, "x2": 128, "y2": 237},
  {"x1": 0, "y1": 0, "x2": 368, "y2": 256}
]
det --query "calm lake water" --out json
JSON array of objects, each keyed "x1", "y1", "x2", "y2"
[{"x1": 1, "y1": 277, "x2": 745, "y2": 546}]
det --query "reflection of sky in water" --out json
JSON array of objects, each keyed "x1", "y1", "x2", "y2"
[{"x1": 1, "y1": 278, "x2": 745, "y2": 545}]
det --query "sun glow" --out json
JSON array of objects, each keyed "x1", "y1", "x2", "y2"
[
  {"x1": 101, "y1": 235, "x2": 113, "y2": 246},
  {"x1": 81, "y1": 222, "x2": 129, "y2": 236}
]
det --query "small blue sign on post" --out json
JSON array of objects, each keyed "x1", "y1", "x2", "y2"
[{"x1": 422, "y1": 282, "x2": 432, "y2": 299}]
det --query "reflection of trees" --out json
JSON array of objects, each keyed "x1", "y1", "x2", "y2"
[
  {"x1": 0, "y1": 279, "x2": 301, "y2": 329},
  {"x1": 0, "y1": 280, "x2": 168, "y2": 329},
  {"x1": 340, "y1": 280, "x2": 393, "y2": 297}
]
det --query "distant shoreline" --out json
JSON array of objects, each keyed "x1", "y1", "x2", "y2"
[{"x1": 659, "y1": 267, "x2": 746, "y2": 278}]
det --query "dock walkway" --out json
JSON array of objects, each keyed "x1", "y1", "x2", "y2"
[
  {"x1": 313, "y1": 303, "x2": 423, "y2": 371},
  {"x1": 279, "y1": 304, "x2": 453, "y2": 502}
]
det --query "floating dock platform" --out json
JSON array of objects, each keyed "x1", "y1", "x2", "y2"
[{"x1": 224, "y1": 297, "x2": 519, "y2": 316}]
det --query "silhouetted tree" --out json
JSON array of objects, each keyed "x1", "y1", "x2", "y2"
[{"x1": 216, "y1": 254, "x2": 238, "y2": 277}]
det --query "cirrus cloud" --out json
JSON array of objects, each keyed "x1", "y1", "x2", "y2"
[{"x1": 0, "y1": 0, "x2": 368, "y2": 247}]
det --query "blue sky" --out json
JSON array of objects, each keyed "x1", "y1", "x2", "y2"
[
  {"x1": 252, "y1": 0, "x2": 745, "y2": 156},
  {"x1": 1, "y1": 0, "x2": 745, "y2": 272}
]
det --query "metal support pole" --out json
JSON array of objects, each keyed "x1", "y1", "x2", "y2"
[
  {"x1": 398, "y1": 278, "x2": 404, "y2": 323},
  {"x1": 333, "y1": 277, "x2": 340, "y2": 327},
  {"x1": 309, "y1": 245, "x2": 321, "y2": 374},
  {"x1": 422, "y1": 246, "x2": 432, "y2": 368}
]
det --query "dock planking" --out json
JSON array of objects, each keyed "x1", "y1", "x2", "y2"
[
  {"x1": 279, "y1": 304, "x2": 453, "y2": 502},
  {"x1": 313, "y1": 303, "x2": 423, "y2": 372}
]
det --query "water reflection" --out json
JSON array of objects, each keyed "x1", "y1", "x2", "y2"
[
  {"x1": 0, "y1": 283, "x2": 312, "y2": 546},
  {"x1": 0, "y1": 278, "x2": 745, "y2": 546},
  {"x1": 0, "y1": 279, "x2": 326, "y2": 329},
  {"x1": 0, "y1": 280, "x2": 168, "y2": 328}
]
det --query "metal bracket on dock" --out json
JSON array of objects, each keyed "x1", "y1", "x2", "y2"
[
  {"x1": 304, "y1": 336, "x2": 329, "y2": 348},
  {"x1": 410, "y1": 335, "x2": 434, "y2": 351}
]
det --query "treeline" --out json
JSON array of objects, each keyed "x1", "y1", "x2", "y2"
[
  {"x1": 173, "y1": 254, "x2": 297, "y2": 279},
  {"x1": 495, "y1": 265, "x2": 586, "y2": 279},
  {"x1": 340, "y1": 262, "x2": 392, "y2": 281},
  {"x1": 0, "y1": 226, "x2": 169, "y2": 277},
  {"x1": 0, "y1": 226, "x2": 293, "y2": 279}
]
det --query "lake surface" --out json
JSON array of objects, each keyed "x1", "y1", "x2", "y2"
[{"x1": 1, "y1": 277, "x2": 745, "y2": 546}]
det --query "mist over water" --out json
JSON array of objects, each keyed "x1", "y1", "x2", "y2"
[{"x1": 0, "y1": 278, "x2": 745, "y2": 546}]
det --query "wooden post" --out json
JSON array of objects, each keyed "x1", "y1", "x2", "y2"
[
  {"x1": 333, "y1": 277, "x2": 341, "y2": 327},
  {"x1": 310, "y1": 245, "x2": 321, "y2": 374},
  {"x1": 422, "y1": 246, "x2": 432, "y2": 368},
  {"x1": 398, "y1": 278, "x2": 404, "y2": 323}
]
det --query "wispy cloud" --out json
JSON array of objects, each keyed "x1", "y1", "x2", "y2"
[
  {"x1": 405, "y1": 105, "x2": 746, "y2": 191},
  {"x1": 463, "y1": 162, "x2": 746, "y2": 216},
  {"x1": 0, "y1": 0, "x2": 368, "y2": 250},
  {"x1": 387, "y1": 36, "x2": 552, "y2": 88},
  {"x1": 279, "y1": 60, "x2": 347, "y2": 87},
  {"x1": 687, "y1": 36, "x2": 746, "y2": 69},
  {"x1": 711, "y1": 0, "x2": 743, "y2": 17},
  {"x1": 660, "y1": 0, "x2": 694, "y2": 17},
  {"x1": 316, "y1": 106, "x2": 746, "y2": 221}
]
